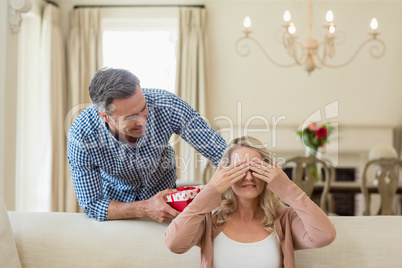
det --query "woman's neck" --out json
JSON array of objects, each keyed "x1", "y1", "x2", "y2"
[
  {"x1": 223, "y1": 198, "x2": 269, "y2": 243},
  {"x1": 233, "y1": 198, "x2": 262, "y2": 221}
]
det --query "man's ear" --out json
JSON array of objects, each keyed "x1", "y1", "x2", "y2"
[{"x1": 98, "y1": 110, "x2": 109, "y2": 123}]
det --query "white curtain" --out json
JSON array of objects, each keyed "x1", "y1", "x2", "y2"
[
  {"x1": 16, "y1": 3, "x2": 69, "y2": 212},
  {"x1": 67, "y1": 8, "x2": 102, "y2": 110},
  {"x1": 41, "y1": 4, "x2": 72, "y2": 212},
  {"x1": 16, "y1": 6, "x2": 51, "y2": 212},
  {"x1": 175, "y1": 7, "x2": 207, "y2": 182},
  {"x1": 65, "y1": 8, "x2": 103, "y2": 212}
]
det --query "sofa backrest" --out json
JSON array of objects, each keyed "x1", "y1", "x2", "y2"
[
  {"x1": 0, "y1": 199, "x2": 21, "y2": 268},
  {"x1": 8, "y1": 212, "x2": 402, "y2": 267},
  {"x1": 295, "y1": 216, "x2": 402, "y2": 267},
  {"x1": 8, "y1": 212, "x2": 199, "y2": 268}
]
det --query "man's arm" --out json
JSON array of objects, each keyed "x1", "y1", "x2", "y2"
[
  {"x1": 67, "y1": 137, "x2": 111, "y2": 221},
  {"x1": 107, "y1": 189, "x2": 180, "y2": 222},
  {"x1": 170, "y1": 95, "x2": 227, "y2": 166},
  {"x1": 68, "y1": 137, "x2": 180, "y2": 221}
]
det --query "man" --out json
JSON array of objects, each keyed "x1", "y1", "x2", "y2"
[{"x1": 67, "y1": 68, "x2": 226, "y2": 222}]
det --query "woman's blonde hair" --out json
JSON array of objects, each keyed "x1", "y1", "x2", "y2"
[{"x1": 212, "y1": 136, "x2": 283, "y2": 232}]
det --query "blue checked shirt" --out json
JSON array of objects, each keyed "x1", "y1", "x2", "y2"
[{"x1": 67, "y1": 88, "x2": 226, "y2": 221}]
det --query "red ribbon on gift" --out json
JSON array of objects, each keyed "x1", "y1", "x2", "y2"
[
  {"x1": 177, "y1": 186, "x2": 201, "y2": 193},
  {"x1": 165, "y1": 185, "x2": 206, "y2": 212}
]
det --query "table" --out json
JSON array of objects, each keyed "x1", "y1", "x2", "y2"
[{"x1": 313, "y1": 181, "x2": 402, "y2": 194}]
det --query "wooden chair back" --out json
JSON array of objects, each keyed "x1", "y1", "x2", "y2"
[
  {"x1": 285, "y1": 156, "x2": 334, "y2": 214},
  {"x1": 361, "y1": 158, "x2": 402, "y2": 215}
]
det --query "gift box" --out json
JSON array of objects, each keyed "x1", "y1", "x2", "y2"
[{"x1": 165, "y1": 185, "x2": 205, "y2": 212}]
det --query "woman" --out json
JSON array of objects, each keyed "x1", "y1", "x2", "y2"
[{"x1": 165, "y1": 136, "x2": 336, "y2": 268}]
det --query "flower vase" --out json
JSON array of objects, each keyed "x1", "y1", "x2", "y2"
[{"x1": 305, "y1": 147, "x2": 322, "y2": 182}]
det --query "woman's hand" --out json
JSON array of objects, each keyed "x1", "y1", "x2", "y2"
[
  {"x1": 208, "y1": 161, "x2": 250, "y2": 193},
  {"x1": 250, "y1": 158, "x2": 282, "y2": 184}
]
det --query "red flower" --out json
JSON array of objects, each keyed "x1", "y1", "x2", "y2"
[{"x1": 316, "y1": 127, "x2": 327, "y2": 138}]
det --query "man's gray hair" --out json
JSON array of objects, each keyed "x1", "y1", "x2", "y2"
[{"x1": 89, "y1": 67, "x2": 140, "y2": 115}]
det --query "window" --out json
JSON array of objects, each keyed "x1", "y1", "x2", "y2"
[{"x1": 102, "y1": 8, "x2": 178, "y2": 93}]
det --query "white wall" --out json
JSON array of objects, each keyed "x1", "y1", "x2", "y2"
[
  {"x1": 56, "y1": 0, "x2": 402, "y2": 125},
  {"x1": 0, "y1": 0, "x2": 7, "y2": 200},
  {"x1": 203, "y1": 0, "x2": 402, "y2": 168},
  {"x1": 205, "y1": 0, "x2": 402, "y2": 127},
  {"x1": 53, "y1": 0, "x2": 402, "y2": 168},
  {"x1": 56, "y1": 0, "x2": 402, "y2": 129}
]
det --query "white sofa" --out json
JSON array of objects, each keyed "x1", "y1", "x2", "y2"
[{"x1": 2, "y1": 198, "x2": 402, "y2": 267}]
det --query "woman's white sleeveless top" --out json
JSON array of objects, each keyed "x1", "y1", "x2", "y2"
[{"x1": 212, "y1": 228, "x2": 282, "y2": 268}]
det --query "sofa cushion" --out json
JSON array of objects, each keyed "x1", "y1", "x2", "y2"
[{"x1": 0, "y1": 197, "x2": 21, "y2": 268}]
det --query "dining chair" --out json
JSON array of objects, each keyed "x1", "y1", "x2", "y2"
[
  {"x1": 285, "y1": 156, "x2": 335, "y2": 214},
  {"x1": 361, "y1": 157, "x2": 402, "y2": 215}
]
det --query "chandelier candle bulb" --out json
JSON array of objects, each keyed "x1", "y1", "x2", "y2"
[
  {"x1": 329, "y1": 24, "x2": 335, "y2": 34},
  {"x1": 283, "y1": 10, "x2": 291, "y2": 25},
  {"x1": 370, "y1": 18, "x2": 378, "y2": 35},
  {"x1": 243, "y1": 16, "x2": 252, "y2": 36},
  {"x1": 288, "y1": 23, "x2": 296, "y2": 35},
  {"x1": 325, "y1": 10, "x2": 334, "y2": 23}
]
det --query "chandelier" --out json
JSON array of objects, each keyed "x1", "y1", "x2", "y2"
[{"x1": 235, "y1": 0, "x2": 386, "y2": 75}]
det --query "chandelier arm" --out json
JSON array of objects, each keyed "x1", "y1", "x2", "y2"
[
  {"x1": 283, "y1": 34, "x2": 306, "y2": 66},
  {"x1": 235, "y1": 36, "x2": 298, "y2": 68},
  {"x1": 320, "y1": 45, "x2": 328, "y2": 66},
  {"x1": 318, "y1": 38, "x2": 386, "y2": 69},
  {"x1": 312, "y1": 54, "x2": 325, "y2": 70},
  {"x1": 315, "y1": 36, "x2": 334, "y2": 67},
  {"x1": 291, "y1": 42, "x2": 306, "y2": 66}
]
